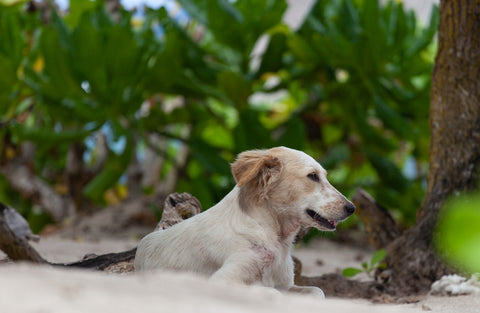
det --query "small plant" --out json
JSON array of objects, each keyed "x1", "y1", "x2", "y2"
[{"x1": 342, "y1": 249, "x2": 387, "y2": 278}]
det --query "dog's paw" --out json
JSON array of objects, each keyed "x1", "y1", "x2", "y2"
[{"x1": 288, "y1": 285, "x2": 325, "y2": 299}]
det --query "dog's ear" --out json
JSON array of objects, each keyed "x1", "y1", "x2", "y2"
[{"x1": 231, "y1": 150, "x2": 282, "y2": 188}]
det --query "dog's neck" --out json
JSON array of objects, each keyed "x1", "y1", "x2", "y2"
[
  {"x1": 221, "y1": 186, "x2": 300, "y2": 244},
  {"x1": 240, "y1": 200, "x2": 300, "y2": 243}
]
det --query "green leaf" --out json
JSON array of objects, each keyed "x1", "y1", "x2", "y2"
[
  {"x1": 373, "y1": 94, "x2": 413, "y2": 139},
  {"x1": 83, "y1": 156, "x2": 125, "y2": 203},
  {"x1": 0, "y1": 53, "x2": 17, "y2": 114},
  {"x1": 10, "y1": 124, "x2": 93, "y2": 145},
  {"x1": 190, "y1": 139, "x2": 231, "y2": 175},
  {"x1": 217, "y1": 71, "x2": 251, "y2": 108},
  {"x1": 71, "y1": 10, "x2": 109, "y2": 99},
  {"x1": 181, "y1": 0, "x2": 286, "y2": 55},
  {"x1": 288, "y1": 33, "x2": 319, "y2": 65},
  {"x1": 201, "y1": 123, "x2": 234, "y2": 150},
  {"x1": 257, "y1": 32, "x2": 287, "y2": 76},
  {"x1": 0, "y1": 6, "x2": 24, "y2": 69},
  {"x1": 64, "y1": 0, "x2": 99, "y2": 28},
  {"x1": 234, "y1": 109, "x2": 273, "y2": 152},
  {"x1": 361, "y1": 261, "x2": 368, "y2": 270},
  {"x1": 0, "y1": 0, "x2": 28, "y2": 5},
  {"x1": 34, "y1": 25, "x2": 83, "y2": 99},
  {"x1": 176, "y1": 0, "x2": 208, "y2": 25},
  {"x1": 368, "y1": 152, "x2": 408, "y2": 191},
  {"x1": 205, "y1": 0, "x2": 245, "y2": 52},
  {"x1": 342, "y1": 267, "x2": 363, "y2": 277},
  {"x1": 275, "y1": 116, "x2": 306, "y2": 150},
  {"x1": 370, "y1": 249, "x2": 387, "y2": 269},
  {"x1": 177, "y1": 176, "x2": 214, "y2": 210},
  {"x1": 405, "y1": 5, "x2": 439, "y2": 58},
  {"x1": 436, "y1": 193, "x2": 480, "y2": 273},
  {"x1": 83, "y1": 132, "x2": 133, "y2": 202},
  {"x1": 320, "y1": 144, "x2": 350, "y2": 169}
]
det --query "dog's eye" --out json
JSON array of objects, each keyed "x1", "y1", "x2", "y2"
[{"x1": 307, "y1": 173, "x2": 320, "y2": 182}]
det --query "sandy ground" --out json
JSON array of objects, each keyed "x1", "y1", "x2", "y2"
[{"x1": 1, "y1": 235, "x2": 479, "y2": 313}]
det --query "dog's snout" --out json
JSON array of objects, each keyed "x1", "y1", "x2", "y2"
[{"x1": 344, "y1": 202, "x2": 356, "y2": 215}]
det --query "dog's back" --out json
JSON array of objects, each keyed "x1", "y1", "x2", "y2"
[
  {"x1": 135, "y1": 209, "x2": 222, "y2": 274},
  {"x1": 135, "y1": 189, "x2": 249, "y2": 274}
]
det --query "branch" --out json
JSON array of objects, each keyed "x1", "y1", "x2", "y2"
[{"x1": 0, "y1": 159, "x2": 75, "y2": 222}]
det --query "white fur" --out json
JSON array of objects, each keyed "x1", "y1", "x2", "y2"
[{"x1": 135, "y1": 147, "x2": 355, "y2": 297}]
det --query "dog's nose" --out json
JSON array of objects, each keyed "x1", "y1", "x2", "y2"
[{"x1": 344, "y1": 202, "x2": 356, "y2": 215}]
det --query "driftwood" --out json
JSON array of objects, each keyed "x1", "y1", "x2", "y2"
[
  {"x1": 62, "y1": 192, "x2": 201, "y2": 271},
  {"x1": 351, "y1": 188, "x2": 401, "y2": 249},
  {"x1": 0, "y1": 202, "x2": 46, "y2": 263},
  {"x1": 0, "y1": 193, "x2": 201, "y2": 270},
  {"x1": 155, "y1": 192, "x2": 202, "y2": 230}
]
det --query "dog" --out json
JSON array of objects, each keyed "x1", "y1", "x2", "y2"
[{"x1": 134, "y1": 147, "x2": 355, "y2": 297}]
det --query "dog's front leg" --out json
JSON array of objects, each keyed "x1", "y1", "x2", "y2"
[
  {"x1": 289, "y1": 285, "x2": 325, "y2": 298},
  {"x1": 210, "y1": 254, "x2": 260, "y2": 285}
]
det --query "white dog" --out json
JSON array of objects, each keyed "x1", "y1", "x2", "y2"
[{"x1": 135, "y1": 147, "x2": 355, "y2": 297}]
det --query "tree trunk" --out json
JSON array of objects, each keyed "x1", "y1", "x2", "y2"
[{"x1": 380, "y1": 0, "x2": 480, "y2": 296}]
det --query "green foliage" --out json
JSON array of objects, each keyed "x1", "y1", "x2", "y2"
[
  {"x1": 435, "y1": 193, "x2": 480, "y2": 274},
  {"x1": 0, "y1": 0, "x2": 438, "y2": 230},
  {"x1": 0, "y1": 4, "x2": 36, "y2": 120},
  {"x1": 343, "y1": 249, "x2": 387, "y2": 278},
  {"x1": 284, "y1": 0, "x2": 439, "y2": 222}
]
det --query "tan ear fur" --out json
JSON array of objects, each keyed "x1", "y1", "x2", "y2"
[
  {"x1": 231, "y1": 149, "x2": 283, "y2": 210},
  {"x1": 231, "y1": 150, "x2": 281, "y2": 187}
]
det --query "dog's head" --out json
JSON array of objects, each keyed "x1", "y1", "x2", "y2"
[{"x1": 231, "y1": 147, "x2": 355, "y2": 232}]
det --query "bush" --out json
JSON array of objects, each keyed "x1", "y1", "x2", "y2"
[{"x1": 0, "y1": 0, "x2": 438, "y2": 230}]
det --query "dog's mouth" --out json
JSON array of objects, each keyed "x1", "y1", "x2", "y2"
[{"x1": 306, "y1": 209, "x2": 338, "y2": 230}]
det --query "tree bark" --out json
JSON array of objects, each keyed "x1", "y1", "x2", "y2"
[{"x1": 380, "y1": 0, "x2": 480, "y2": 296}]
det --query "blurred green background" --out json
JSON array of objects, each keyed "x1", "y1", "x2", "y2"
[
  {"x1": 0, "y1": 0, "x2": 439, "y2": 234},
  {"x1": 436, "y1": 193, "x2": 480, "y2": 274}
]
